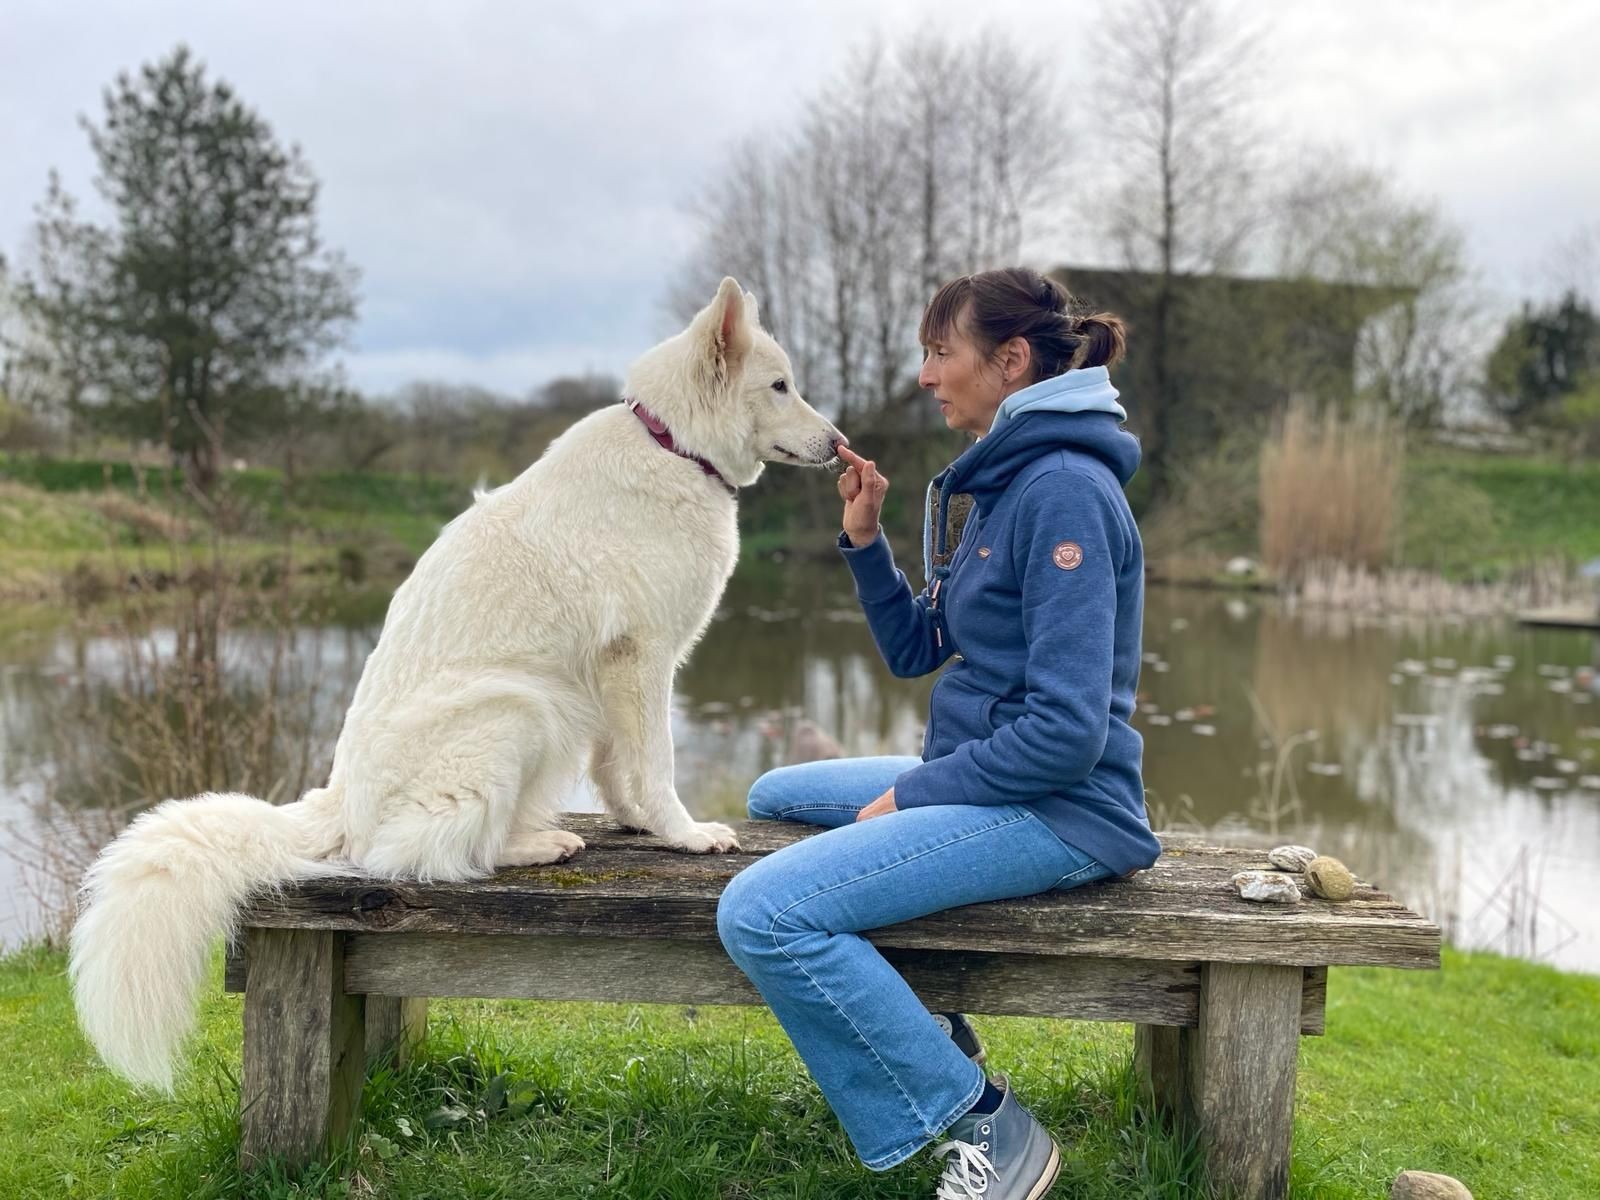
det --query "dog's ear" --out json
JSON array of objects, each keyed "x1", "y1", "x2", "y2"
[
  {"x1": 696, "y1": 276, "x2": 752, "y2": 383},
  {"x1": 742, "y1": 289, "x2": 761, "y2": 328}
]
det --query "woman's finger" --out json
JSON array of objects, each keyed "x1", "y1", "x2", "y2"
[
  {"x1": 837, "y1": 445, "x2": 870, "y2": 470},
  {"x1": 839, "y1": 467, "x2": 861, "y2": 501}
]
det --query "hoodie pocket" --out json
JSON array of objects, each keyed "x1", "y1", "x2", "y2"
[{"x1": 981, "y1": 695, "x2": 1029, "y2": 733}]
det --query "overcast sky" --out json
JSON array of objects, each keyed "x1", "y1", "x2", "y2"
[{"x1": 3, "y1": 0, "x2": 1597, "y2": 397}]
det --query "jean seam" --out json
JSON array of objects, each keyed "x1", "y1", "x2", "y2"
[
  {"x1": 764, "y1": 810, "x2": 1035, "y2": 1136},
  {"x1": 861, "y1": 1070, "x2": 988, "y2": 1172},
  {"x1": 1052, "y1": 860, "x2": 1108, "y2": 889}
]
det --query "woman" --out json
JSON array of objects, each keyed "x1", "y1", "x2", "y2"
[{"x1": 715, "y1": 267, "x2": 1159, "y2": 1200}]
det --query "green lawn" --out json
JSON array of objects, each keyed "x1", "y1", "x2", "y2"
[
  {"x1": 0, "y1": 456, "x2": 472, "y2": 599},
  {"x1": 2, "y1": 945, "x2": 1594, "y2": 1199},
  {"x1": 1403, "y1": 448, "x2": 1600, "y2": 577},
  {"x1": 7, "y1": 448, "x2": 1599, "y2": 594}
]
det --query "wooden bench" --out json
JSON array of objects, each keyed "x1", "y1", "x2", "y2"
[{"x1": 224, "y1": 814, "x2": 1441, "y2": 1200}]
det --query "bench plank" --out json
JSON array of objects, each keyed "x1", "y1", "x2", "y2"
[{"x1": 233, "y1": 817, "x2": 1440, "y2": 970}]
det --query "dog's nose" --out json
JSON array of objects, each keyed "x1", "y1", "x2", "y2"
[{"x1": 829, "y1": 434, "x2": 849, "y2": 453}]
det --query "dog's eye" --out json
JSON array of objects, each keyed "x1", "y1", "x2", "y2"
[{"x1": 771, "y1": 379, "x2": 788, "y2": 394}]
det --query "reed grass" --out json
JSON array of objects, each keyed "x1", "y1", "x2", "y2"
[{"x1": 1260, "y1": 403, "x2": 1402, "y2": 581}]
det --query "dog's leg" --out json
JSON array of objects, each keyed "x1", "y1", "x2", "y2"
[
  {"x1": 589, "y1": 737, "x2": 652, "y2": 832},
  {"x1": 597, "y1": 640, "x2": 739, "y2": 853}
]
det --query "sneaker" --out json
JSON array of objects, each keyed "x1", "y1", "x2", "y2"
[
  {"x1": 931, "y1": 1079, "x2": 1060, "y2": 1200},
  {"x1": 931, "y1": 1011, "x2": 986, "y2": 1066}
]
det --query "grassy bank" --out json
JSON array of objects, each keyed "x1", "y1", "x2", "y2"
[
  {"x1": 0, "y1": 456, "x2": 469, "y2": 601},
  {"x1": 1145, "y1": 444, "x2": 1600, "y2": 588},
  {"x1": 1403, "y1": 447, "x2": 1600, "y2": 576},
  {"x1": 4, "y1": 446, "x2": 1600, "y2": 602},
  {"x1": 2, "y1": 945, "x2": 1595, "y2": 1198}
]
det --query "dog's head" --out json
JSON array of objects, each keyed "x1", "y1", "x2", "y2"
[{"x1": 626, "y1": 277, "x2": 845, "y2": 488}]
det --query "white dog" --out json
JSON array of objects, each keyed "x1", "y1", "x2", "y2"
[{"x1": 70, "y1": 277, "x2": 845, "y2": 1091}]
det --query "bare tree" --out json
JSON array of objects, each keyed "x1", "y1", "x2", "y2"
[
  {"x1": 1539, "y1": 221, "x2": 1600, "y2": 308},
  {"x1": 1271, "y1": 152, "x2": 1485, "y2": 427},
  {"x1": 1089, "y1": 0, "x2": 1265, "y2": 498},
  {"x1": 670, "y1": 30, "x2": 1070, "y2": 433}
]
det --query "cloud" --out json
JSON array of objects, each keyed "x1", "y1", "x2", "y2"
[{"x1": 4, "y1": 0, "x2": 1596, "y2": 395}]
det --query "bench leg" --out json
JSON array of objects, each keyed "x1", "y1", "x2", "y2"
[
  {"x1": 1133, "y1": 1022, "x2": 1189, "y2": 1121},
  {"x1": 364, "y1": 996, "x2": 428, "y2": 1068},
  {"x1": 1186, "y1": 962, "x2": 1302, "y2": 1200},
  {"x1": 241, "y1": 929, "x2": 365, "y2": 1170}
]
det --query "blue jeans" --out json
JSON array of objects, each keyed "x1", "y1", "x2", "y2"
[{"x1": 716, "y1": 756, "x2": 1115, "y2": 1171}]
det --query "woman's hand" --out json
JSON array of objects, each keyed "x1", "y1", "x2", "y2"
[
  {"x1": 855, "y1": 787, "x2": 897, "y2": 821},
  {"x1": 838, "y1": 445, "x2": 889, "y2": 548}
]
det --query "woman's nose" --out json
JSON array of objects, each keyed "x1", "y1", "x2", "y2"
[{"x1": 918, "y1": 360, "x2": 936, "y2": 388}]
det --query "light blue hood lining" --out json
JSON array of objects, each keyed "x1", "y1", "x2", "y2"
[{"x1": 987, "y1": 365, "x2": 1126, "y2": 429}]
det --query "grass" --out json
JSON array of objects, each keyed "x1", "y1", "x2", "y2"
[
  {"x1": 1403, "y1": 447, "x2": 1600, "y2": 576},
  {"x1": 5, "y1": 446, "x2": 1600, "y2": 603},
  {"x1": 0, "y1": 455, "x2": 471, "y2": 600},
  {"x1": 1146, "y1": 442, "x2": 1600, "y2": 586},
  {"x1": 2, "y1": 946, "x2": 1595, "y2": 1199}
]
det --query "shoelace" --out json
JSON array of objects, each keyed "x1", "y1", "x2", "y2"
[{"x1": 932, "y1": 1137, "x2": 995, "y2": 1199}]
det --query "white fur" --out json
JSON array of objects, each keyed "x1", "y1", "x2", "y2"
[{"x1": 69, "y1": 278, "x2": 843, "y2": 1091}]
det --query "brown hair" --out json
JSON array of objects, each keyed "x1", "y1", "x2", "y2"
[{"x1": 918, "y1": 267, "x2": 1127, "y2": 381}]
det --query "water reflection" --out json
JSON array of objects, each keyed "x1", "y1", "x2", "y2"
[{"x1": 2, "y1": 572, "x2": 1597, "y2": 972}]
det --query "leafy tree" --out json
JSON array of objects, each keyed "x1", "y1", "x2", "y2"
[
  {"x1": 10, "y1": 45, "x2": 357, "y2": 491},
  {"x1": 1485, "y1": 291, "x2": 1600, "y2": 426}
]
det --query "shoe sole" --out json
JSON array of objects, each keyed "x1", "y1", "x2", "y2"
[{"x1": 1023, "y1": 1141, "x2": 1061, "y2": 1200}]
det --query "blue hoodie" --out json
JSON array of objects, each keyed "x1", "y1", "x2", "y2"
[{"x1": 839, "y1": 367, "x2": 1160, "y2": 876}]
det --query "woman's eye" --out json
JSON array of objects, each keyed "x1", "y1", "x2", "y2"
[{"x1": 771, "y1": 379, "x2": 788, "y2": 393}]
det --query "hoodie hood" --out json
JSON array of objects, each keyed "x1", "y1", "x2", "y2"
[
  {"x1": 988, "y1": 364, "x2": 1127, "y2": 429},
  {"x1": 921, "y1": 368, "x2": 1140, "y2": 581}
]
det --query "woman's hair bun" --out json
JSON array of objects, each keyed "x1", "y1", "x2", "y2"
[{"x1": 1074, "y1": 312, "x2": 1127, "y2": 369}]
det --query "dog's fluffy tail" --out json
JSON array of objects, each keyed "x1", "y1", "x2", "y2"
[{"x1": 69, "y1": 788, "x2": 346, "y2": 1092}]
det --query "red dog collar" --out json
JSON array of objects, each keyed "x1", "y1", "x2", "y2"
[{"x1": 626, "y1": 398, "x2": 737, "y2": 496}]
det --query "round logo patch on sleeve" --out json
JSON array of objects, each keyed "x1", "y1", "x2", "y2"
[{"x1": 1052, "y1": 541, "x2": 1084, "y2": 570}]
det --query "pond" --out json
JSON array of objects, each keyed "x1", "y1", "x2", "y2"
[{"x1": 3, "y1": 565, "x2": 1598, "y2": 972}]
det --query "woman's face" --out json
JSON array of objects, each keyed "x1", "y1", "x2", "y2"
[{"x1": 918, "y1": 310, "x2": 1026, "y2": 437}]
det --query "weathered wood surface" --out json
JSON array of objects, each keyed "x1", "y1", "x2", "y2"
[
  {"x1": 226, "y1": 933, "x2": 1330, "y2": 1034},
  {"x1": 363, "y1": 995, "x2": 427, "y2": 1067},
  {"x1": 234, "y1": 815, "x2": 1441, "y2": 969},
  {"x1": 1185, "y1": 963, "x2": 1304, "y2": 1200},
  {"x1": 1133, "y1": 1022, "x2": 1187, "y2": 1117},
  {"x1": 240, "y1": 929, "x2": 364, "y2": 1168}
]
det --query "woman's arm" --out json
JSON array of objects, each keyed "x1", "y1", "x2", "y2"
[
  {"x1": 836, "y1": 447, "x2": 951, "y2": 678},
  {"x1": 892, "y1": 468, "x2": 1127, "y2": 806},
  {"x1": 839, "y1": 531, "x2": 952, "y2": 678}
]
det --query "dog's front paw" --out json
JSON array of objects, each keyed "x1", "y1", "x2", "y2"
[
  {"x1": 499, "y1": 829, "x2": 587, "y2": 868},
  {"x1": 665, "y1": 821, "x2": 741, "y2": 854}
]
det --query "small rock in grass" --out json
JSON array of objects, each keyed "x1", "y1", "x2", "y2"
[
  {"x1": 1391, "y1": 1169, "x2": 1473, "y2": 1199},
  {"x1": 1268, "y1": 844, "x2": 1317, "y2": 871},
  {"x1": 1306, "y1": 855, "x2": 1355, "y2": 900},
  {"x1": 1232, "y1": 870, "x2": 1301, "y2": 904}
]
